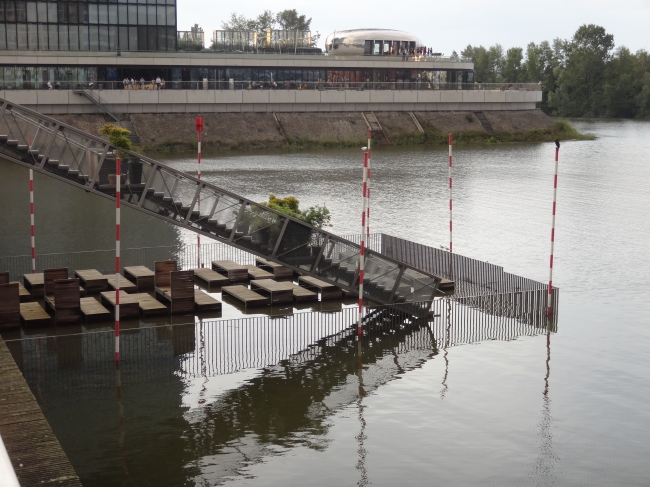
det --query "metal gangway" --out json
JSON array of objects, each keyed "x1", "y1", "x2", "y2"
[{"x1": 0, "y1": 97, "x2": 441, "y2": 311}]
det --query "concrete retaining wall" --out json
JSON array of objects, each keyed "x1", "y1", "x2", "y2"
[{"x1": 0, "y1": 89, "x2": 541, "y2": 115}]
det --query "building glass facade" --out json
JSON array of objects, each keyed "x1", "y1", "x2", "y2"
[{"x1": 0, "y1": 0, "x2": 176, "y2": 51}]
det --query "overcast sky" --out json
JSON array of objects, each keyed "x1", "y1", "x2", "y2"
[{"x1": 177, "y1": 0, "x2": 649, "y2": 55}]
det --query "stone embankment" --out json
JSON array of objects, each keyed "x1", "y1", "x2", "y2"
[{"x1": 53, "y1": 110, "x2": 570, "y2": 152}]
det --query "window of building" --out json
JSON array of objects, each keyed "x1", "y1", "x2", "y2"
[
  {"x1": 69, "y1": 24, "x2": 78, "y2": 49},
  {"x1": 79, "y1": 24, "x2": 88, "y2": 49},
  {"x1": 59, "y1": 24, "x2": 68, "y2": 50},
  {"x1": 48, "y1": 24, "x2": 57, "y2": 49},
  {"x1": 15, "y1": 1, "x2": 26, "y2": 22},
  {"x1": 47, "y1": 1, "x2": 55, "y2": 22},
  {"x1": 98, "y1": 4, "x2": 108, "y2": 24}
]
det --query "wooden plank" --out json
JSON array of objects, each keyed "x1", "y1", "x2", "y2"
[
  {"x1": 246, "y1": 265, "x2": 274, "y2": 280},
  {"x1": 23, "y1": 272, "x2": 44, "y2": 297},
  {"x1": 74, "y1": 269, "x2": 109, "y2": 293},
  {"x1": 9, "y1": 281, "x2": 32, "y2": 302},
  {"x1": 19, "y1": 302, "x2": 52, "y2": 327},
  {"x1": 192, "y1": 268, "x2": 230, "y2": 290},
  {"x1": 80, "y1": 297, "x2": 111, "y2": 322},
  {"x1": 299, "y1": 276, "x2": 343, "y2": 300},
  {"x1": 129, "y1": 293, "x2": 168, "y2": 316},
  {"x1": 104, "y1": 273, "x2": 137, "y2": 293},
  {"x1": 255, "y1": 258, "x2": 294, "y2": 280},
  {"x1": 212, "y1": 260, "x2": 248, "y2": 282},
  {"x1": 0, "y1": 283, "x2": 20, "y2": 329},
  {"x1": 194, "y1": 290, "x2": 222, "y2": 312},
  {"x1": 221, "y1": 285, "x2": 268, "y2": 308},
  {"x1": 0, "y1": 338, "x2": 82, "y2": 486},
  {"x1": 123, "y1": 266, "x2": 155, "y2": 291},
  {"x1": 286, "y1": 282, "x2": 318, "y2": 302},
  {"x1": 99, "y1": 290, "x2": 140, "y2": 318},
  {"x1": 250, "y1": 280, "x2": 294, "y2": 304}
]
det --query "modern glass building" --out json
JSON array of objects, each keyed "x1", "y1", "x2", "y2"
[{"x1": 0, "y1": 0, "x2": 177, "y2": 52}]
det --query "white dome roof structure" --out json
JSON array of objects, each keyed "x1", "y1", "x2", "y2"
[{"x1": 325, "y1": 29, "x2": 424, "y2": 56}]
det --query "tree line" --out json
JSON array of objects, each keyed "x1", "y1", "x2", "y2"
[{"x1": 458, "y1": 24, "x2": 650, "y2": 118}]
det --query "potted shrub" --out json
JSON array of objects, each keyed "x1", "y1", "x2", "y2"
[{"x1": 98, "y1": 123, "x2": 133, "y2": 185}]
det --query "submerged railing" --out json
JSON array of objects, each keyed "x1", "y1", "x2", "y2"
[
  {"x1": 4, "y1": 297, "x2": 553, "y2": 388},
  {"x1": 0, "y1": 97, "x2": 440, "y2": 307}
]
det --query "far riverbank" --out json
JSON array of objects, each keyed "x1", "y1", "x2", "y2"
[{"x1": 53, "y1": 110, "x2": 593, "y2": 153}]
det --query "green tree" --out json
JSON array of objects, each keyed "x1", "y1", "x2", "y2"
[
  {"x1": 275, "y1": 9, "x2": 311, "y2": 31},
  {"x1": 548, "y1": 24, "x2": 615, "y2": 116},
  {"x1": 503, "y1": 47, "x2": 524, "y2": 82},
  {"x1": 262, "y1": 194, "x2": 331, "y2": 229}
]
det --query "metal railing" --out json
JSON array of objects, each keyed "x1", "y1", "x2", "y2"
[
  {"x1": 0, "y1": 233, "x2": 559, "y2": 327},
  {"x1": 0, "y1": 98, "x2": 440, "y2": 308},
  {"x1": 5, "y1": 297, "x2": 553, "y2": 388},
  {"x1": 17, "y1": 80, "x2": 542, "y2": 92}
]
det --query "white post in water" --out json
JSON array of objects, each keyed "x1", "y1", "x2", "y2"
[
  {"x1": 358, "y1": 150, "x2": 369, "y2": 338},
  {"x1": 547, "y1": 140, "x2": 560, "y2": 317},
  {"x1": 29, "y1": 168, "x2": 35, "y2": 273},
  {"x1": 448, "y1": 133, "x2": 453, "y2": 254},
  {"x1": 366, "y1": 128, "x2": 371, "y2": 239},
  {"x1": 115, "y1": 157, "x2": 121, "y2": 365},
  {"x1": 195, "y1": 117, "x2": 203, "y2": 267}
]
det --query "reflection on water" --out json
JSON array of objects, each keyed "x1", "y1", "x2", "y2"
[{"x1": 3, "y1": 299, "x2": 551, "y2": 486}]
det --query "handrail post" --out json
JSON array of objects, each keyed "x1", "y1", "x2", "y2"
[
  {"x1": 228, "y1": 203, "x2": 246, "y2": 242},
  {"x1": 182, "y1": 181, "x2": 202, "y2": 225},
  {"x1": 137, "y1": 162, "x2": 157, "y2": 207},
  {"x1": 89, "y1": 144, "x2": 109, "y2": 188},
  {"x1": 38, "y1": 122, "x2": 60, "y2": 169},
  {"x1": 270, "y1": 217, "x2": 290, "y2": 259},
  {"x1": 310, "y1": 234, "x2": 329, "y2": 273},
  {"x1": 388, "y1": 265, "x2": 406, "y2": 303}
]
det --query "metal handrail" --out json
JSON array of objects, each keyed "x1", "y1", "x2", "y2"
[{"x1": 5, "y1": 80, "x2": 542, "y2": 92}]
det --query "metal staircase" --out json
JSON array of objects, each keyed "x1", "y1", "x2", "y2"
[
  {"x1": 72, "y1": 89, "x2": 120, "y2": 123},
  {"x1": 474, "y1": 111, "x2": 495, "y2": 133},
  {"x1": 361, "y1": 112, "x2": 390, "y2": 145},
  {"x1": 0, "y1": 97, "x2": 441, "y2": 313}
]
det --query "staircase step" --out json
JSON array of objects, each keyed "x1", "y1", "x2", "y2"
[
  {"x1": 7, "y1": 139, "x2": 18, "y2": 145},
  {"x1": 28, "y1": 149, "x2": 39, "y2": 155},
  {"x1": 68, "y1": 169, "x2": 79, "y2": 176},
  {"x1": 57, "y1": 165, "x2": 70, "y2": 171},
  {"x1": 16, "y1": 144, "x2": 28, "y2": 151},
  {"x1": 46, "y1": 159, "x2": 59, "y2": 166},
  {"x1": 0, "y1": 135, "x2": 7, "y2": 141}
]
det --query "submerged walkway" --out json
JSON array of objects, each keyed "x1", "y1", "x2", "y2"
[{"x1": 0, "y1": 337, "x2": 82, "y2": 486}]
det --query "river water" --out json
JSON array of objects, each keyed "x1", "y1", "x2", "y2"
[{"x1": 1, "y1": 119, "x2": 649, "y2": 486}]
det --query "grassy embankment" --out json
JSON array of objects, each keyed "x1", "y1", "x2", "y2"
[
  {"x1": 144, "y1": 119, "x2": 593, "y2": 152},
  {"x1": 387, "y1": 120, "x2": 595, "y2": 146}
]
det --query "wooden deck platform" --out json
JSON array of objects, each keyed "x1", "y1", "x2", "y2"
[
  {"x1": 221, "y1": 285, "x2": 268, "y2": 308},
  {"x1": 22, "y1": 272, "x2": 44, "y2": 297},
  {"x1": 246, "y1": 265, "x2": 275, "y2": 280},
  {"x1": 104, "y1": 273, "x2": 137, "y2": 293},
  {"x1": 298, "y1": 276, "x2": 343, "y2": 300},
  {"x1": 194, "y1": 290, "x2": 222, "y2": 312},
  {"x1": 80, "y1": 297, "x2": 111, "y2": 322},
  {"x1": 99, "y1": 290, "x2": 140, "y2": 318},
  {"x1": 130, "y1": 293, "x2": 168, "y2": 316},
  {"x1": 74, "y1": 269, "x2": 109, "y2": 294},
  {"x1": 255, "y1": 258, "x2": 294, "y2": 280},
  {"x1": 11, "y1": 282, "x2": 31, "y2": 303},
  {"x1": 192, "y1": 268, "x2": 230, "y2": 290},
  {"x1": 0, "y1": 338, "x2": 83, "y2": 486},
  {"x1": 123, "y1": 266, "x2": 155, "y2": 291},
  {"x1": 212, "y1": 260, "x2": 249, "y2": 282},
  {"x1": 19, "y1": 302, "x2": 51, "y2": 327},
  {"x1": 286, "y1": 282, "x2": 319, "y2": 302},
  {"x1": 250, "y1": 280, "x2": 294, "y2": 304}
]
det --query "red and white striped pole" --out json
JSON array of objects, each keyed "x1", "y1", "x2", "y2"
[
  {"x1": 448, "y1": 133, "x2": 453, "y2": 254},
  {"x1": 547, "y1": 140, "x2": 560, "y2": 317},
  {"x1": 366, "y1": 129, "x2": 371, "y2": 238},
  {"x1": 358, "y1": 150, "x2": 369, "y2": 338},
  {"x1": 29, "y1": 168, "x2": 35, "y2": 273},
  {"x1": 115, "y1": 157, "x2": 121, "y2": 365},
  {"x1": 195, "y1": 117, "x2": 203, "y2": 268}
]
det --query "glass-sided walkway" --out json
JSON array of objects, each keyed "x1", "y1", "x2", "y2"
[{"x1": 0, "y1": 96, "x2": 441, "y2": 310}]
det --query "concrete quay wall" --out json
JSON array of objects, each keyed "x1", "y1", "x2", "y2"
[{"x1": 0, "y1": 89, "x2": 541, "y2": 115}]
